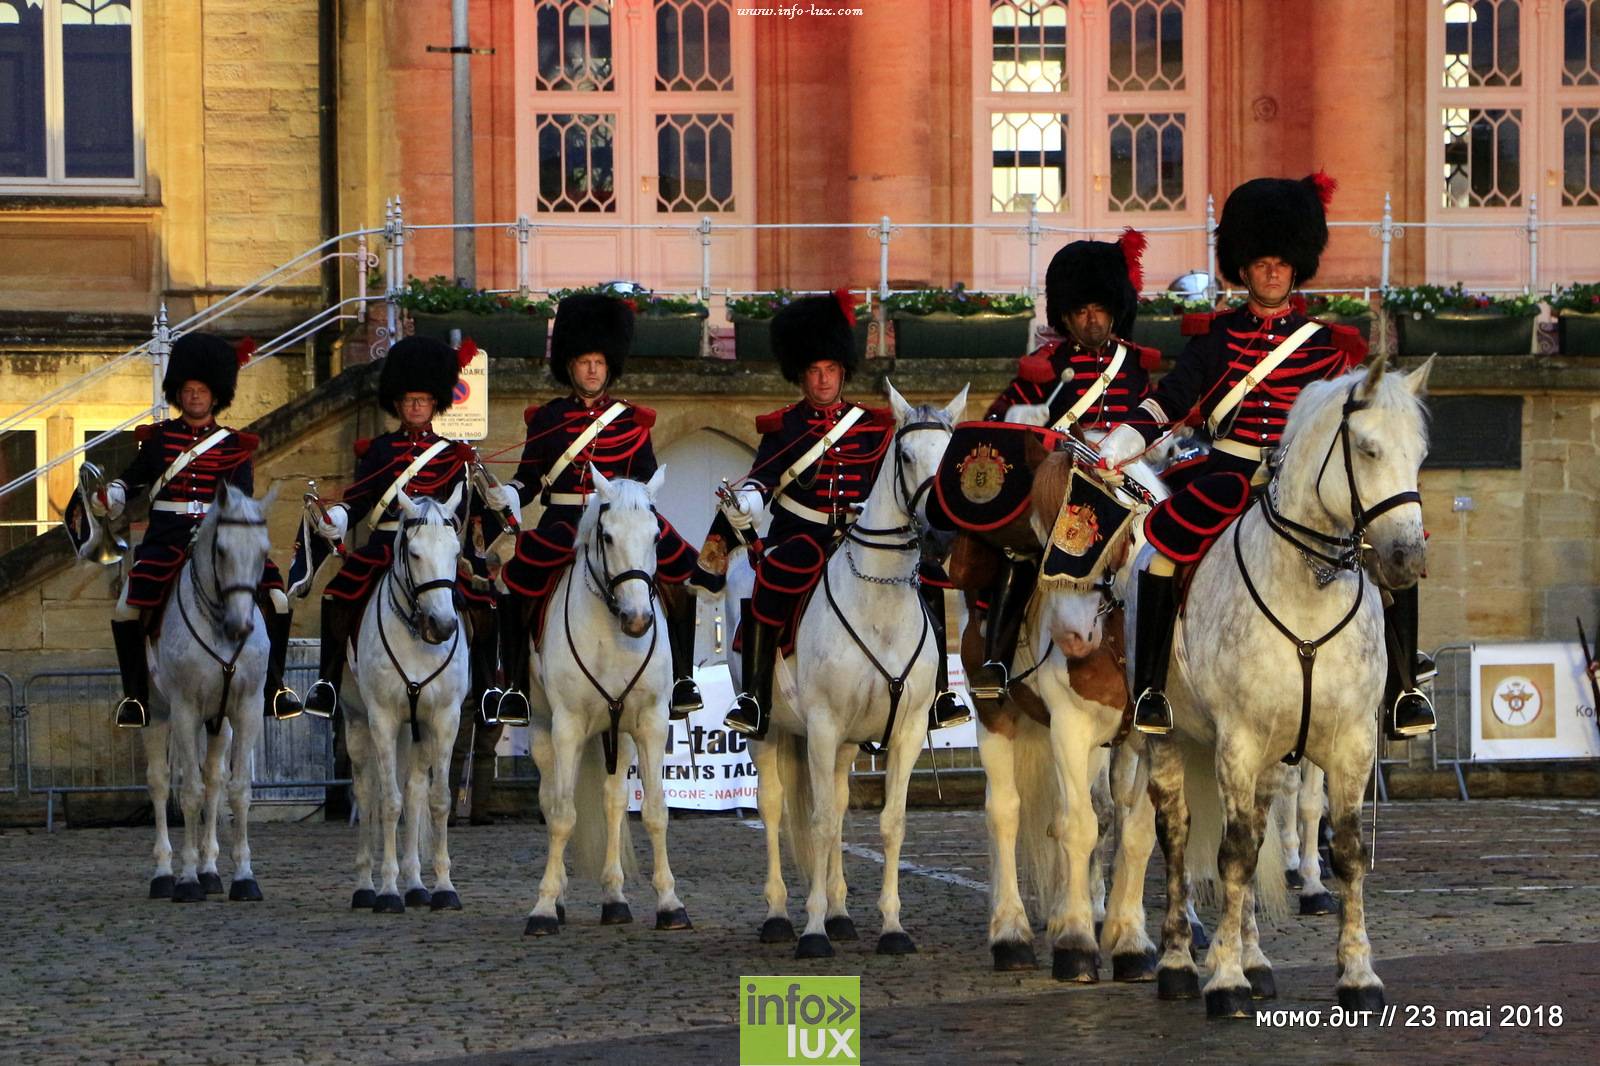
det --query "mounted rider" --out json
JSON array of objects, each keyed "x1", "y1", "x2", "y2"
[
  {"x1": 301, "y1": 336, "x2": 483, "y2": 719},
  {"x1": 98, "y1": 332, "x2": 299, "y2": 728},
  {"x1": 716, "y1": 291, "x2": 971, "y2": 740},
  {"x1": 1095, "y1": 173, "x2": 1437, "y2": 740},
  {"x1": 965, "y1": 231, "x2": 1158, "y2": 708},
  {"x1": 489, "y1": 293, "x2": 717, "y2": 724}
]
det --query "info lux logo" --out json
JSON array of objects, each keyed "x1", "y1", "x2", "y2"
[{"x1": 740, "y1": 976, "x2": 860, "y2": 1065}]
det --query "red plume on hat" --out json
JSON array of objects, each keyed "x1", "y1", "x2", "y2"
[
  {"x1": 1117, "y1": 228, "x2": 1147, "y2": 294},
  {"x1": 1309, "y1": 170, "x2": 1337, "y2": 209},
  {"x1": 832, "y1": 287, "x2": 857, "y2": 328},
  {"x1": 457, "y1": 337, "x2": 479, "y2": 369},
  {"x1": 235, "y1": 337, "x2": 257, "y2": 367}
]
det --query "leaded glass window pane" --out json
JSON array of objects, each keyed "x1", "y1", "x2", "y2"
[
  {"x1": 1107, "y1": 111, "x2": 1185, "y2": 210},
  {"x1": 990, "y1": 0, "x2": 1068, "y2": 93},
  {"x1": 656, "y1": 112, "x2": 734, "y2": 212},
  {"x1": 536, "y1": 112, "x2": 616, "y2": 212},
  {"x1": 536, "y1": 1, "x2": 614, "y2": 93},
  {"x1": 1442, "y1": 0, "x2": 1522, "y2": 87},
  {"x1": 61, "y1": 0, "x2": 133, "y2": 178},
  {"x1": 1442, "y1": 106, "x2": 1522, "y2": 207},
  {"x1": 0, "y1": 0, "x2": 47, "y2": 177},
  {"x1": 1108, "y1": 0, "x2": 1185, "y2": 92},
  {"x1": 656, "y1": 1, "x2": 733, "y2": 92},
  {"x1": 991, "y1": 111, "x2": 1067, "y2": 212},
  {"x1": 1563, "y1": 107, "x2": 1600, "y2": 206}
]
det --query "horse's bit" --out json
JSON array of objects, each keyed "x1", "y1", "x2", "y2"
[
  {"x1": 375, "y1": 510, "x2": 463, "y2": 743},
  {"x1": 178, "y1": 512, "x2": 268, "y2": 736}
]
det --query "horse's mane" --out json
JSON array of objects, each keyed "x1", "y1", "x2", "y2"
[
  {"x1": 1275, "y1": 366, "x2": 1430, "y2": 504},
  {"x1": 578, "y1": 477, "x2": 654, "y2": 539},
  {"x1": 1031, "y1": 451, "x2": 1074, "y2": 529}
]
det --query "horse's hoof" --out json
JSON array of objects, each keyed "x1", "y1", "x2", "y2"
[
  {"x1": 148, "y1": 875, "x2": 175, "y2": 900},
  {"x1": 600, "y1": 901, "x2": 634, "y2": 925},
  {"x1": 1285, "y1": 868, "x2": 1304, "y2": 891},
  {"x1": 524, "y1": 913, "x2": 560, "y2": 937},
  {"x1": 1337, "y1": 985, "x2": 1385, "y2": 1013},
  {"x1": 1112, "y1": 949, "x2": 1158, "y2": 982},
  {"x1": 655, "y1": 907, "x2": 692, "y2": 931},
  {"x1": 760, "y1": 917, "x2": 796, "y2": 943},
  {"x1": 1189, "y1": 920, "x2": 1211, "y2": 950},
  {"x1": 1093, "y1": 920, "x2": 1102, "y2": 943},
  {"x1": 991, "y1": 940, "x2": 1037, "y2": 972},
  {"x1": 795, "y1": 933, "x2": 834, "y2": 960},
  {"x1": 876, "y1": 931, "x2": 917, "y2": 956},
  {"x1": 228, "y1": 879, "x2": 263, "y2": 902},
  {"x1": 351, "y1": 889, "x2": 377, "y2": 910},
  {"x1": 171, "y1": 880, "x2": 206, "y2": 903},
  {"x1": 1052, "y1": 947, "x2": 1100, "y2": 983},
  {"x1": 1300, "y1": 891, "x2": 1338, "y2": 916},
  {"x1": 557, "y1": 903, "x2": 567, "y2": 925},
  {"x1": 1157, "y1": 967, "x2": 1201, "y2": 1000},
  {"x1": 199, "y1": 872, "x2": 224, "y2": 896},
  {"x1": 403, "y1": 887, "x2": 432, "y2": 909},
  {"x1": 1205, "y1": 986, "x2": 1256, "y2": 1019},
  {"x1": 372, "y1": 894, "x2": 405, "y2": 914},
  {"x1": 1246, "y1": 966, "x2": 1277, "y2": 1000},
  {"x1": 430, "y1": 890, "x2": 462, "y2": 912},
  {"x1": 824, "y1": 915, "x2": 858, "y2": 942}
]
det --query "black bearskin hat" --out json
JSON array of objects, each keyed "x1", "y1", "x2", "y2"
[
  {"x1": 549, "y1": 293, "x2": 634, "y2": 387},
  {"x1": 773, "y1": 291, "x2": 860, "y2": 385},
  {"x1": 1044, "y1": 228, "x2": 1146, "y2": 339},
  {"x1": 163, "y1": 332, "x2": 240, "y2": 413},
  {"x1": 379, "y1": 335, "x2": 461, "y2": 416},
  {"x1": 1215, "y1": 173, "x2": 1335, "y2": 286}
]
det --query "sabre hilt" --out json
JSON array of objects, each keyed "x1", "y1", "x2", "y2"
[
  {"x1": 470, "y1": 456, "x2": 520, "y2": 532},
  {"x1": 304, "y1": 479, "x2": 347, "y2": 556},
  {"x1": 716, "y1": 478, "x2": 762, "y2": 555}
]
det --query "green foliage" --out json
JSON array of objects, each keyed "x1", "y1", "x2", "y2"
[
  {"x1": 395, "y1": 276, "x2": 554, "y2": 316},
  {"x1": 1303, "y1": 293, "x2": 1375, "y2": 317},
  {"x1": 1549, "y1": 282, "x2": 1600, "y2": 314},
  {"x1": 551, "y1": 282, "x2": 709, "y2": 317},
  {"x1": 1136, "y1": 293, "x2": 1216, "y2": 315},
  {"x1": 882, "y1": 283, "x2": 1034, "y2": 317},
  {"x1": 1380, "y1": 283, "x2": 1540, "y2": 318},
  {"x1": 726, "y1": 289, "x2": 871, "y2": 320}
]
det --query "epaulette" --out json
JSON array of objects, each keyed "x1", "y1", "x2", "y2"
[
  {"x1": 1325, "y1": 322, "x2": 1368, "y2": 361},
  {"x1": 134, "y1": 424, "x2": 155, "y2": 444},
  {"x1": 353, "y1": 438, "x2": 372, "y2": 459},
  {"x1": 1017, "y1": 352, "x2": 1056, "y2": 385},
  {"x1": 756, "y1": 405, "x2": 794, "y2": 434},
  {"x1": 864, "y1": 406, "x2": 895, "y2": 429},
  {"x1": 448, "y1": 441, "x2": 476, "y2": 461},
  {"x1": 233, "y1": 431, "x2": 260, "y2": 452},
  {"x1": 631, "y1": 404, "x2": 657, "y2": 429},
  {"x1": 1134, "y1": 344, "x2": 1163, "y2": 370},
  {"x1": 1180, "y1": 311, "x2": 1218, "y2": 336}
]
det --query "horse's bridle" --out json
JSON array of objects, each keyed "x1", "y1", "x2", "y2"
[
  {"x1": 178, "y1": 509, "x2": 269, "y2": 735},
  {"x1": 375, "y1": 504, "x2": 464, "y2": 742},
  {"x1": 583, "y1": 502, "x2": 658, "y2": 617},
  {"x1": 1262, "y1": 383, "x2": 1421, "y2": 583}
]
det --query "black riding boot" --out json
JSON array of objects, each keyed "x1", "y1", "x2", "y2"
[
  {"x1": 664, "y1": 589, "x2": 703, "y2": 720},
  {"x1": 112, "y1": 618, "x2": 150, "y2": 729},
  {"x1": 494, "y1": 594, "x2": 532, "y2": 726},
  {"x1": 1132, "y1": 570, "x2": 1178, "y2": 735},
  {"x1": 1384, "y1": 585, "x2": 1436, "y2": 739},
  {"x1": 467, "y1": 605, "x2": 504, "y2": 726},
  {"x1": 724, "y1": 603, "x2": 777, "y2": 739},
  {"x1": 263, "y1": 609, "x2": 304, "y2": 720},
  {"x1": 920, "y1": 583, "x2": 970, "y2": 730},
  {"x1": 966, "y1": 554, "x2": 1039, "y2": 704},
  {"x1": 302, "y1": 597, "x2": 349, "y2": 719}
]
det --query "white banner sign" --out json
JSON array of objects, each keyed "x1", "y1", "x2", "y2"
[
  {"x1": 434, "y1": 343, "x2": 488, "y2": 441},
  {"x1": 1469, "y1": 641, "x2": 1600, "y2": 761}
]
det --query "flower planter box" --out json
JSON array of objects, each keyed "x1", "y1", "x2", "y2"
[
  {"x1": 1130, "y1": 314, "x2": 1185, "y2": 362},
  {"x1": 632, "y1": 313, "x2": 707, "y2": 358},
  {"x1": 1558, "y1": 312, "x2": 1600, "y2": 355},
  {"x1": 890, "y1": 311, "x2": 1035, "y2": 359},
  {"x1": 1394, "y1": 312, "x2": 1534, "y2": 356},
  {"x1": 408, "y1": 311, "x2": 550, "y2": 358},
  {"x1": 730, "y1": 314, "x2": 870, "y2": 362}
]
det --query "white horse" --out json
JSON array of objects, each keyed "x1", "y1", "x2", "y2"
[
  {"x1": 1144, "y1": 356, "x2": 1433, "y2": 1017},
  {"x1": 977, "y1": 445, "x2": 1177, "y2": 981},
  {"x1": 142, "y1": 481, "x2": 273, "y2": 902},
  {"x1": 730, "y1": 383, "x2": 967, "y2": 959},
  {"x1": 345, "y1": 487, "x2": 471, "y2": 913},
  {"x1": 522, "y1": 467, "x2": 690, "y2": 935}
]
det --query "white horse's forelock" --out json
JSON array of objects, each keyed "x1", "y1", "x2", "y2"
[
  {"x1": 577, "y1": 475, "x2": 654, "y2": 539},
  {"x1": 1275, "y1": 366, "x2": 1430, "y2": 509}
]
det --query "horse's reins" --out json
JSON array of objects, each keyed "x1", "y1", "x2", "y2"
[
  {"x1": 565, "y1": 501, "x2": 660, "y2": 775},
  {"x1": 177, "y1": 510, "x2": 267, "y2": 736},
  {"x1": 1240, "y1": 382, "x2": 1420, "y2": 765},
  {"x1": 820, "y1": 417, "x2": 949, "y2": 755},
  {"x1": 374, "y1": 509, "x2": 463, "y2": 743}
]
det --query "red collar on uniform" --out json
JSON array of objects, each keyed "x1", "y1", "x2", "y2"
[
  {"x1": 178, "y1": 419, "x2": 218, "y2": 435},
  {"x1": 400, "y1": 427, "x2": 436, "y2": 442},
  {"x1": 571, "y1": 392, "x2": 611, "y2": 410},
  {"x1": 805, "y1": 400, "x2": 847, "y2": 418},
  {"x1": 1245, "y1": 301, "x2": 1297, "y2": 326}
]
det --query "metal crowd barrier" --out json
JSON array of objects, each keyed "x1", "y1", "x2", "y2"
[
  {"x1": 1, "y1": 671, "x2": 18, "y2": 798},
  {"x1": 23, "y1": 648, "x2": 350, "y2": 830}
]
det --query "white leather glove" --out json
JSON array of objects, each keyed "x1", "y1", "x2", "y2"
[
  {"x1": 101, "y1": 481, "x2": 127, "y2": 521},
  {"x1": 483, "y1": 483, "x2": 518, "y2": 514},
  {"x1": 1097, "y1": 424, "x2": 1148, "y2": 468},
  {"x1": 1005, "y1": 403, "x2": 1051, "y2": 427},
  {"x1": 313, "y1": 503, "x2": 348, "y2": 541},
  {"x1": 726, "y1": 487, "x2": 764, "y2": 530}
]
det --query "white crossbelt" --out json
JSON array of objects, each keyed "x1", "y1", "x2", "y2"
[
  {"x1": 365, "y1": 438, "x2": 451, "y2": 529},
  {"x1": 1211, "y1": 438, "x2": 1265, "y2": 461},
  {"x1": 1051, "y1": 342, "x2": 1128, "y2": 431},
  {"x1": 151, "y1": 500, "x2": 211, "y2": 515},
  {"x1": 1205, "y1": 321, "x2": 1320, "y2": 436},
  {"x1": 775, "y1": 496, "x2": 854, "y2": 526},
  {"x1": 538, "y1": 401, "x2": 629, "y2": 501},
  {"x1": 543, "y1": 492, "x2": 589, "y2": 507},
  {"x1": 148, "y1": 428, "x2": 233, "y2": 501},
  {"x1": 770, "y1": 405, "x2": 868, "y2": 502}
]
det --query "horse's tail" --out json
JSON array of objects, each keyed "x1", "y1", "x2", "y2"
[
  {"x1": 774, "y1": 734, "x2": 815, "y2": 877},
  {"x1": 1180, "y1": 741, "x2": 1290, "y2": 921},
  {"x1": 1012, "y1": 716, "x2": 1065, "y2": 917},
  {"x1": 568, "y1": 734, "x2": 640, "y2": 886}
]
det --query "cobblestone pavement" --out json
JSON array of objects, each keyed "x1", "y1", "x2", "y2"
[{"x1": 2, "y1": 799, "x2": 1597, "y2": 1065}]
